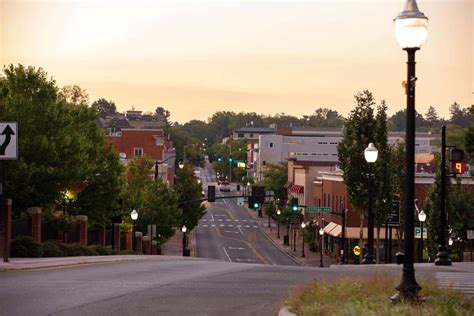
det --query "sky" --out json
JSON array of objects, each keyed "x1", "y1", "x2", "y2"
[{"x1": 1, "y1": 0, "x2": 473, "y2": 123}]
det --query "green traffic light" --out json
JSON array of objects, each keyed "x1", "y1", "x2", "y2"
[
  {"x1": 292, "y1": 205, "x2": 298, "y2": 212},
  {"x1": 253, "y1": 203, "x2": 259, "y2": 208}
]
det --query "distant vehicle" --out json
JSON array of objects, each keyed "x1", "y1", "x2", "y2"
[{"x1": 219, "y1": 181, "x2": 231, "y2": 192}]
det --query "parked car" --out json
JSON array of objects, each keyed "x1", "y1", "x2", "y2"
[{"x1": 219, "y1": 181, "x2": 231, "y2": 192}]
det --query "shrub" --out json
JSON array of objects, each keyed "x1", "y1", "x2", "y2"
[
  {"x1": 11, "y1": 236, "x2": 44, "y2": 258},
  {"x1": 119, "y1": 249, "x2": 136, "y2": 255},
  {"x1": 42, "y1": 242, "x2": 64, "y2": 257},
  {"x1": 89, "y1": 245, "x2": 114, "y2": 255}
]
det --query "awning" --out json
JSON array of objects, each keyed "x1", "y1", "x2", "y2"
[
  {"x1": 284, "y1": 181, "x2": 293, "y2": 189},
  {"x1": 290, "y1": 184, "x2": 304, "y2": 194},
  {"x1": 322, "y1": 223, "x2": 398, "y2": 240}
]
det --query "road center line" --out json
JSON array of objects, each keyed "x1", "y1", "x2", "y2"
[{"x1": 224, "y1": 231, "x2": 239, "y2": 234}]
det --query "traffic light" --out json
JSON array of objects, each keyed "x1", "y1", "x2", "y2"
[
  {"x1": 290, "y1": 197, "x2": 299, "y2": 212},
  {"x1": 228, "y1": 155, "x2": 233, "y2": 163},
  {"x1": 449, "y1": 149, "x2": 465, "y2": 174},
  {"x1": 207, "y1": 185, "x2": 216, "y2": 202},
  {"x1": 217, "y1": 156, "x2": 222, "y2": 162},
  {"x1": 251, "y1": 186, "x2": 265, "y2": 203},
  {"x1": 248, "y1": 196, "x2": 259, "y2": 209}
]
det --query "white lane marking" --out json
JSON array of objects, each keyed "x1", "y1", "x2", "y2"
[
  {"x1": 215, "y1": 214, "x2": 226, "y2": 217},
  {"x1": 226, "y1": 219, "x2": 231, "y2": 222},
  {"x1": 211, "y1": 213, "x2": 215, "y2": 221},
  {"x1": 237, "y1": 225, "x2": 241, "y2": 227},
  {"x1": 238, "y1": 226, "x2": 244, "y2": 236},
  {"x1": 224, "y1": 231, "x2": 239, "y2": 234},
  {"x1": 245, "y1": 225, "x2": 250, "y2": 228},
  {"x1": 253, "y1": 225, "x2": 259, "y2": 228},
  {"x1": 228, "y1": 247, "x2": 246, "y2": 250},
  {"x1": 211, "y1": 225, "x2": 216, "y2": 227},
  {"x1": 242, "y1": 220, "x2": 247, "y2": 222},
  {"x1": 236, "y1": 258, "x2": 256, "y2": 262},
  {"x1": 202, "y1": 219, "x2": 207, "y2": 222},
  {"x1": 250, "y1": 220, "x2": 255, "y2": 222},
  {"x1": 234, "y1": 219, "x2": 239, "y2": 222},
  {"x1": 218, "y1": 219, "x2": 223, "y2": 222},
  {"x1": 202, "y1": 225, "x2": 208, "y2": 227},
  {"x1": 228, "y1": 225, "x2": 233, "y2": 227},
  {"x1": 222, "y1": 247, "x2": 232, "y2": 262},
  {"x1": 219, "y1": 224, "x2": 225, "y2": 227}
]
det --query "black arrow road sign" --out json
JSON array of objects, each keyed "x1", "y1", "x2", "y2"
[{"x1": 0, "y1": 125, "x2": 15, "y2": 155}]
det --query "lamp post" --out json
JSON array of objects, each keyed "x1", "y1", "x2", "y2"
[
  {"x1": 178, "y1": 159, "x2": 184, "y2": 170},
  {"x1": 131, "y1": 209, "x2": 138, "y2": 252},
  {"x1": 181, "y1": 225, "x2": 188, "y2": 256},
  {"x1": 276, "y1": 209, "x2": 281, "y2": 239},
  {"x1": 154, "y1": 155, "x2": 176, "y2": 180},
  {"x1": 319, "y1": 227, "x2": 324, "y2": 267},
  {"x1": 301, "y1": 222, "x2": 306, "y2": 258},
  {"x1": 363, "y1": 143, "x2": 378, "y2": 264},
  {"x1": 392, "y1": 0, "x2": 428, "y2": 302},
  {"x1": 418, "y1": 210, "x2": 426, "y2": 262},
  {"x1": 340, "y1": 208, "x2": 347, "y2": 264}
]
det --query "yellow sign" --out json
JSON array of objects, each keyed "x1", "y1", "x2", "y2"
[
  {"x1": 353, "y1": 245, "x2": 361, "y2": 256},
  {"x1": 237, "y1": 162, "x2": 246, "y2": 169}
]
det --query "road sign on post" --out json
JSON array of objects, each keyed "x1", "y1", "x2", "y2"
[
  {"x1": 237, "y1": 197, "x2": 244, "y2": 206},
  {"x1": 387, "y1": 198, "x2": 400, "y2": 224},
  {"x1": 0, "y1": 122, "x2": 17, "y2": 160},
  {"x1": 307, "y1": 207, "x2": 331, "y2": 213}
]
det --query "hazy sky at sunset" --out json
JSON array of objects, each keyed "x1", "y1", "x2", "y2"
[{"x1": 1, "y1": 0, "x2": 473, "y2": 123}]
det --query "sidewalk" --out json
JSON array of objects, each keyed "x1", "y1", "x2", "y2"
[
  {"x1": 160, "y1": 229, "x2": 196, "y2": 257},
  {"x1": 246, "y1": 207, "x2": 337, "y2": 267}
]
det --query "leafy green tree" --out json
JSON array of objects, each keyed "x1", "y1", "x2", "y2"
[
  {"x1": 262, "y1": 163, "x2": 288, "y2": 203},
  {"x1": 425, "y1": 106, "x2": 440, "y2": 128},
  {"x1": 449, "y1": 102, "x2": 470, "y2": 127},
  {"x1": 423, "y1": 166, "x2": 448, "y2": 259},
  {"x1": 390, "y1": 142, "x2": 406, "y2": 249},
  {"x1": 58, "y1": 85, "x2": 89, "y2": 106},
  {"x1": 175, "y1": 163, "x2": 206, "y2": 230},
  {"x1": 92, "y1": 98, "x2": 117, "y2": 118},
  {"x1": 0, "y1": 65, "x2": 116, "y2": 216},
  {"x1": 387, "y1": 109, "x2": 425, "y2": 131}
]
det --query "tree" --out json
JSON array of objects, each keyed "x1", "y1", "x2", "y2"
[
  {"x1": 390, "y1": 142, "x2": 406, "y2": 250},
  {"x1": 387, "y1": 109, "x2": 425, "y2": 131},
  {"x1": 58, "y1": 85, "x2": 89, "y2": 106},
  {"x1": 373, "y1": 100, "x2": 392, "y2": 262},
  {"x1": 262, "y1": 163, "x2": 288, "y2": 203},
  {"x1": 449, "y1": 102, "x2": 470, "y2": 127},
  {"x1": 425, "y1": 106, "x2": 440, "y2": 128},
  {"x1": 0, "y1": 65, "x2": 115, "y2": 215},
  {"x1": 92, "y1": 98, "x2": 117, "y2": 118},
  {"x1": 175, "y1": 163, "x2": 206, "y2": 230}
]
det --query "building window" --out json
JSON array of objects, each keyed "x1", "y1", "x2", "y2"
[
  {"x1": 238, "y1": 133, "x2": 244, "y2": 138},
  {"x1": 134, "y1": 147, "x2": 143, "y2": 156},
  {"x1": 250, "y1": 133, "x2": 254, "y2": 138},
  {"x1": 269, "y1": 142, "x2": 274, "y2": 148}
]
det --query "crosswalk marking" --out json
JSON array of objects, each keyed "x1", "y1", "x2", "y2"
[{"x1": 436, "y1": 272, "x2": 474, "y2": 297}]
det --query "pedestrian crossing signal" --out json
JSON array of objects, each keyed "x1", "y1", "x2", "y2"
[{"x1": 450, "y1": 162, "x2": 465, "y2": 174}]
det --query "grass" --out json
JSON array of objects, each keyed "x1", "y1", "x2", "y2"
[{"x1": 284, "y1": 275, "x2": 473, "y2": 316}]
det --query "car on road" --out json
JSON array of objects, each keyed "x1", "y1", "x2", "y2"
[{"x1": 219, "y1": 181, "x2": 231, "y2": 192}]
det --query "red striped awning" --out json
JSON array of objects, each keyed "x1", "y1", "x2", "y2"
[{"x1": 290, "y1": 184, "x2": 304, "y2": 194}]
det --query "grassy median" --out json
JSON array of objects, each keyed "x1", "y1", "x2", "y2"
[{"x1": 284, "y1": 275, "x2": 473, "y2": 315}]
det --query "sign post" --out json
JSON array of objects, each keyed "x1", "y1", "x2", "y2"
[{"x1": 0, "y1": 122, "x2": 17, "y2": 263}]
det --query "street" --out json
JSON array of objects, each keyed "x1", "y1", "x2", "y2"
[
  {"x1": 194, "y1": 163, "x2": 298, "y2": 266},
  {"x1": 0, "y1": 257, "x2": 320, "y2": 315}
]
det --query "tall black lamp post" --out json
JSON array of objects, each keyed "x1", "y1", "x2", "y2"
[
  {"x1": 276, "y1": 209, "x2": 281, "y2": 239},
  {"x1": 319, "y1": 227, "x2": 324, "y2": 267},
  {"x1": 392, "y1": 0, "x2": 428, "y2": 302},
  {"x1": 301, "y1": 222, "x2": 306, "y2": 258},
  {"x1": 363, "y1": 143, "x2": 378, "y2": 264},
  {"x1": 418, "y1": 210, "x2": 426, "y2": 262},
  {"x1": 340, "y1": 208, "x2": 347, "y2": 264},
  {"x1": 181, "y1": 225, "x2": 188, "y2": 256},
  {"x1": 131, "y1": 209, "x2": 138, "y2": 252}
]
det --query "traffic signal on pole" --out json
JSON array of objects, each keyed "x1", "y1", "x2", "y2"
[
  {"x1": 217, "y1": 156, "x2": 222, "y2": 162},
  {"x1": 229, "y1": 155, "x2": 233, "y2": 163},
  {"x1": 248, "y1": 196, "x2": 259, "y2": 209},
  {"x1": 290, "y1": 197, "x2": 299, "y2": 212},
  {"x1": 449, "y1": 149, "x2": 465, "y2": 174},
  {"x1": 207, "y1": 185, "x2": 215, "y2": 202},
  {"x1": 251, "y1": 186, "x2": 265, "y2": 204}
]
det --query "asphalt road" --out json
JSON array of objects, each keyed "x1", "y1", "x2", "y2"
[
  {"x1": 194, "y1": 163, "x2": 298, "y2": 266},
  {"x1": 0, "y1": 257, "x2": 323, "y2": 315}
]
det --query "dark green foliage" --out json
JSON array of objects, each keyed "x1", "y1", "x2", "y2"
[
  {"x1": 89, "y1": 245, "x2": 114, "y2": 255},
  {"x1": 92, "y1": 98, "x2": 117, "y2": 118},
  {"x1": 262, "y1": 163, "x2": 288, "y2": 203},
  {"x1": 42, "y1": 242, "x2": 64, "y2": 257},
  {"x1": 11, "y1": 236, "x2": 44, "y2": 258}
]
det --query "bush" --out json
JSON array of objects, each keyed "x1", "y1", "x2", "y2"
[
  {"x1": 42, "y1": 242, "x2": 64, "y2": 257},
  {"x1": 64, "y1": 244, "x2": 98, "y2": 256},
  {"x1": 119, "y1": 249, "x2": 136, "y2": 255},
  {"x1": 11, "y1": 236, "x2": 44, "y2": 258},
  {"x1": 89, "y1": 245, "x2": 114, "y2": 255}
]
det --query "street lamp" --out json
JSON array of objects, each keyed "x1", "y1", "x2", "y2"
[
  {"x1": 131, "y1": 209, "x2": 138, "y2": 252},
  {"x1": 301, "y1": 222, "x2": 306, "y2": 258},
  {"x1": 392, "y1": 0, "x2": 428, "y2": 302},
  {"x1": 178, "y1": 159, "x2": 184, "y2": 169},
  {"x1": 363, "y1": 143, "x2": 378, "y2": 264},
  {"x1": 319, "y1": 227, "x2": 324, "y2": 267},
  {"x1": 181, "y1": 225, "x2": 188, "y2": 256},
  {"x1": 276, "y1": 209, "x2": 281, "y2": 239},
  {"x1": 418, "y1": 210, "x2": 426, "y2": 262}
]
